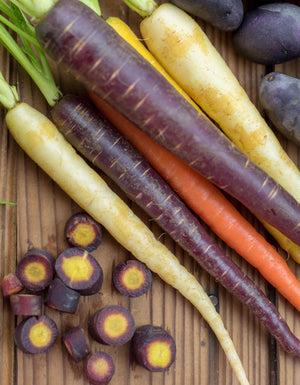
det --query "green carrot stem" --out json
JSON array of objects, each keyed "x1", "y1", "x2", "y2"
[
  {"x1": 9, "y1": 0, "x2": 101, "y2": 19},
  {"x1": 0, "y1": 200, "x2": 16, "y2": 205},
  {"x1": 0, "y1": 72, "x2": 18, "y2": 110},
  {"x1": 0, "y1": 1, "x2": 61, "y2": 106},
  {"x1": 122, "y1": 0, "x2": 157, "y2": 17}
]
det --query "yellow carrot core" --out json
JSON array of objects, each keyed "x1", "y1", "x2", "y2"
[
  {"x1": 29, "y1": 323, "x2": 52, "y2": 348},
  {"x1": 123, "y1": 267, "x2": 145, "y2": 289},
  {"x1": 24, "y1": 262, "x2": 46, "y2": 282},
  {"x1": 92, "y1": 357, "x2": 109, "y2": 376},
  {"x1": 62, "y1": 255, "x2": 93, "y2": 281},
  {"x1": 148, "y1": 341, "x2": 172, "y2": 368},
  {"x1": 71, "y1": 223, "x2": 96, "y2": 247},
  {"x1": 104, "y1": 314, "x2": 128, "y2": 338}
]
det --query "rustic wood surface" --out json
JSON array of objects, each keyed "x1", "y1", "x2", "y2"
[{"x1": 0, "y1": 1, "x2": 299, "y2": 384}]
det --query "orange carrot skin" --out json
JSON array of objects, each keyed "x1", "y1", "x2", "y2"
[{"x1": 89, "y1": 93, "x2": 300, "y2": 311}]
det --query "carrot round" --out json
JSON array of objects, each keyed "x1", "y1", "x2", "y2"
[
  {"x1": 35, "y1": 0, "x2": 300, "y2": 246},
  {"x1": 89, "y1": 92, "x2": 300, "y2": 312}
]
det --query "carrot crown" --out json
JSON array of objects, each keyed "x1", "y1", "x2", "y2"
[{"x1": 122, "y1": 0, "x2": 157, "y2": 17}]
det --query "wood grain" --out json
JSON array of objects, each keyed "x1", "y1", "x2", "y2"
[{"x1": 0, "y1": 1, "x2": 299, "y2": 385}]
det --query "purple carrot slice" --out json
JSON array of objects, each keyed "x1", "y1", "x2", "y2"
[
  {"x1": 88, "y1": 305, "x2": 135, "y2": 345},
  {"x1": 62, "y1": 326, "x2": 90, "y2": 362},
  {"x1": 14, "y1": 315, "x2": 58, "y2": 354},
  {"x1": 10, "y1": 293, "x2": 43, "y2": 316},
  {"x1": 64, "y1": 212, "x2": 102, "y2": 251},
  {"x1": 132, "y1": 324, "x2": 176, "y2": 372},
  {"x1": 45, "y1": 277, "x2": 80, "y2": 313},
  {"x1": 112, "y1": 259, "x2": 152, "y2": 297},
  {"x1": 1, "y1": 273, "x2": 24, "y2": 297},
  {"x1": 86, "y1": 351, "x2": 115, "y2": 385},
  {"x1": 16, "y1": 248, "x2": 55, "y2": 292},
  {"x1": 55, "y1": 247, "x2": 103, "y2": 296}
]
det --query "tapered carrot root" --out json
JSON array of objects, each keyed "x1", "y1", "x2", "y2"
[{"x1": 5, "y1": 102, "x2": 250, "y2": 384}]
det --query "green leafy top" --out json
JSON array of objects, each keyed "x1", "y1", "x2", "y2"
[
  {"x1": 9, "y1": 0, "x2": 101, "y2": 20},
  {"x1": 0, "y1": 0, "x2": 102, "y2": 107},
  {"x1": 0, "y1": 1, "x2": 61, "y2": 106}
]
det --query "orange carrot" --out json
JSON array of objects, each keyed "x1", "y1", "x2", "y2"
[{"x1": 89, "y1": 92, "x2": 300, "y2": 311}]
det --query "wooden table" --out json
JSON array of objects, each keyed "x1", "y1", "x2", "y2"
[{"x1": 0, "y1": 1, "x2": 299, "y2": 384}]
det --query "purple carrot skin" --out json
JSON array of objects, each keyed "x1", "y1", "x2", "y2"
[
  {"x1": 10, "y1": 294, "x2": 43, "y2": 316},
  {"x1": 51, "y1": 94, "x2": 300, "y2": 357},
  {"x1": 36, "y1": 0, "x2": 300, "y2": 246},
  {"x1": 62, "y1": 326, "x2": 90, "y2": 362},
  {"x1": 45, "y1": 277, "x2": 80, "y2": 314}
]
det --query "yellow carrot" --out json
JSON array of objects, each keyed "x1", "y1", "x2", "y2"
[{"x1": 106, "y1": 16, "x2": 204, "y2": 113}]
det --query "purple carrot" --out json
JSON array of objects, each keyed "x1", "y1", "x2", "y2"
[
  {"x1": 51, "y1": 94, "x2": 300, "y2": 357},
  {"x1": 35, "y1": 0, "x2": 300, "y2": 245}
]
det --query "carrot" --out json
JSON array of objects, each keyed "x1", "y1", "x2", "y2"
[
  {"x1": 0, "y1": 8, "x2": 250, "y2": 381},
  {"x1": 0, "y1": 81, "x2": 250, "y2": 385},
  {"x1": 88, "y1": 16, "x2": 300, "y2": 309},
  {"x1": 132, "y1": 1, "x2": 300, "y2": 262},
  {"x1": 34, "y1": 0, "x2": 300, "y2": 248},
  {"x1": 89, "y1": 92, "x2": 300, "y2": 312}
]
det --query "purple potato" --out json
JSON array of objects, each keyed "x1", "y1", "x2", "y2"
[
  {"x1": 233, "y1": 3, "x2": 300, "y2": 65},
  {"x1": 170, "y1": 0, "x2": 244, "y2": 31},
  {"x1": 259, "y1": 72, "x2": 300, "y2": 145}
]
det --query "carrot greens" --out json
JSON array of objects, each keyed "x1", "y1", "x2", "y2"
[
  {"x1": 9, "y1": 0, "x2": 101, "y2": 19},
  {"x1": 0, "y1": 1, "x2": 61, "y2": 106}
]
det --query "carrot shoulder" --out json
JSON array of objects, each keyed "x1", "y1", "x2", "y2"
[{"x1": 5, "y1": 102, "x2": 249, "y2": 385}]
